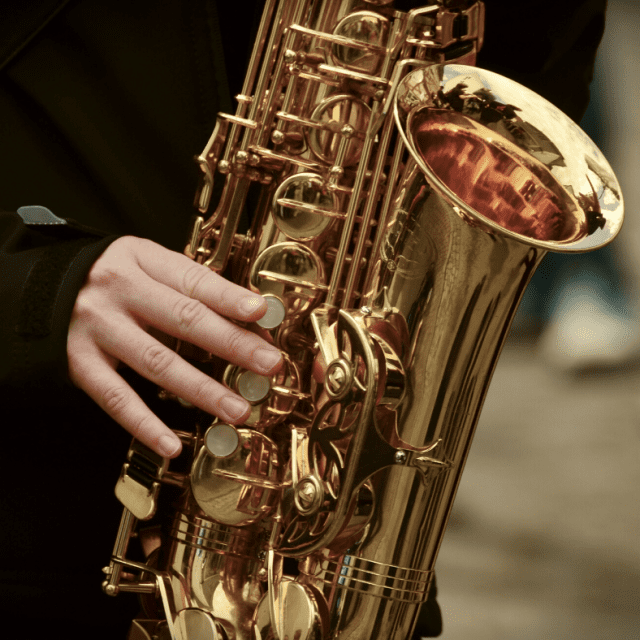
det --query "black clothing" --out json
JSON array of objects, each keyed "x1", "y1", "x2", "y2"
[{"x1": 0, "y1": 0, "x2": 606, "y2": 637}]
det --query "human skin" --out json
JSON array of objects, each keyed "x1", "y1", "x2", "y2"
[{"x1": 67, "y1": 236, "x2": 283, "y2": 459}]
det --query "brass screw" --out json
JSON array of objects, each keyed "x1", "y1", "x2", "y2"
[
  {"x1": 235, "y1": 150, "x2": 249, "y2": 164},
  {"x1": 341, "y1": 124, "x2": 355, "y2": 138},
  {"x1": 271, "y1": 130, "x2": 285, "y2": 145},
  {"x1": 327, "y1": 366, "x2": 346, "y2": 393},
  {"x1": 296, "y1": 479, "x2": 317, "y2": 509},
  {"x1": 395, "y1": 450, "x2": 407, "y2": 464}
]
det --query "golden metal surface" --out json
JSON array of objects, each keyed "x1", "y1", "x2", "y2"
[
  {"x1": 165, "y1": 511, "x2": 264, "y2": 640},
  {"x1": 191, "y1": 427, "x2": 280, "y2": 526},
  {"x1": 107, "y1": 2, "x2": 623, "y2": 639},
  {"x1": 394, "y1": 65, "x2": 623, "y2": 251},
  {"x1": 174, "y1": 609, "x2": 224, "y2": 640},
  {"x1": 114, "y1": 440, "x2": 169, "y2": 521}
]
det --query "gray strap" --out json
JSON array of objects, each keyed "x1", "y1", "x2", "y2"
[{"x1": 17, "y1": 205, "x2": 67, "y2": 225}]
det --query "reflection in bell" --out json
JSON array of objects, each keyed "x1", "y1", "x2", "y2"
[{"x1": 413, "y1": 109, "x2": 584, "y2": 242}]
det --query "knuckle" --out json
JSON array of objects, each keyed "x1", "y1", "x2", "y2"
[
  {"x1": 190, "y1": 375, "x2": 218, "y2": 407},
  {"x1": 87, "y1": 256, "x2": 126, "y2": 289},
  {"x1": 84, "y1": 237, "x2": 141, "y2": 290},
  {"x1": 128, "y1": 412, "x2": 155, "y2": 442},
  {"x1": 216, "y1": 285, "x2": 238, "y2": 315},
  {"x1": 71, "y1": 292, "x2": 98, "y2": 323},
  {"x1": 173, "y1": 297, "x2": 208, "y2": 331},
  {"x1": 84, "y1": 266, "x2": 133, "y2": 301},
  {"x1": 181, "y1": 264, "x2": 210, "y2": 299},
  {"x1": 102, "y1": 385, "x2": 131, "y2": 416},
  {"x1": 140, "y1": 344, "x2": 174, "y2": 377},
  {"x1": 223, "y1": 326, "x2": 250, "y2": 360}
]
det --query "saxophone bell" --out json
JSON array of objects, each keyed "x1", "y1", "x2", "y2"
[{"x1": 393, "y1": 64, "x2": 621, "y2": 251}]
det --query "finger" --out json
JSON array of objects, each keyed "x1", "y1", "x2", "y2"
[
  {"x1": 131, "y1": 238, "x2": 267, "y2": 322},
  {"x1": 98, "y1": 320, "x2": 254, "y2": 424},
  {"x1": 127, "y1": 274, "x2": 283, "y2": 376},
  {"x1": 68, "y1": 341, "x2": 183, "y2": 458}
]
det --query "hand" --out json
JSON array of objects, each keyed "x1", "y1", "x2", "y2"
[{"x1": 67, "y1": 236, "x2": 283, "y2": 458}]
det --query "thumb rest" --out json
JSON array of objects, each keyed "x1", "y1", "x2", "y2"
[{"x1": 103, "y1": 1, "x2": 623, "y2": 639}]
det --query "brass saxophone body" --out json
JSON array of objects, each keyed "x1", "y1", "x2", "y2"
[{"x1": 104, "y1": 2, "x2": 623, "y2": 639}]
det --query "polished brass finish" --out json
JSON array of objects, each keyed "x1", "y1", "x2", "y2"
[
  {"x1": 393, "y1": 65, "x2": 622, "y2": 250},
  {"x1": 191, "y1": 427, "x2": 281, "y2": 526},
  {"x1": 115, "y1": 440, "x2": 169, "y2": 521},
  {"x1": 107, "y1": 1, "x2": 623, "y2": 639}
]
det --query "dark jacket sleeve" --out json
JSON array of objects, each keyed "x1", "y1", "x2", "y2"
[
  {"x1": 0, "y1": 208, "x2": 142, "y2": 635},
  {"x1": 0, "y1": 0, "x2": 234, "y2": 406},
  {"x1": 0, "y1": 207, "x2": 119, "y2": 404},
  {"x1": 477, "y1": 0, "x2": 607, "y2": 123}
]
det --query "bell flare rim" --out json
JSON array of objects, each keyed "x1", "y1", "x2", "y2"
[{"x1": 392, "y1": 63, "x2": 624, "y2": 254}]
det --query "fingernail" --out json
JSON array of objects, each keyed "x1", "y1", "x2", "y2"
[
  {"x1": 158, "y1": 435, "x2": 181, "y2": 458},
  {"x1": 220, "y1": 395, "x2": 250, "y2": 421},
  {"x1": 242, "y1": 296, "x2": 264, "y2": 315},
  {"x1": 255, "y1": 347, "x2": 283, "y2": 373}
]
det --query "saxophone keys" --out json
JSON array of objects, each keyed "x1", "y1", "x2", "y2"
[
  {"x1": 204, "y1": 423, "x2": 240, "y2": 458},
  {"x1": 173, "y1": 609, "x2": 225, "y2": 640},
  {"x1": 392, "y1": 440, "x2": 452, "y2": 487},
  {"x1": 263, "y1": 580, "x2": 327, "y2": 640},
  {"x1": 237, "y1": 370, "x2": 272, "y2": 404},
  {"x1": 330, "y1": 10, "x2": 390, "y2": 75},
  {"x1": 191, "y1": 427, "x2": 281, "y2": 526},
  {"x1": 115, "y1": 440, "x2": 169, "y2": 521},
  {"x1": 223, "y1": 354, "x2": 302, "y2": 430},
  {"x1": 272, "y1": 174, "x2": 337, "y2": 240},
  {"x1": 254, "y1": 550, "x2": 328, "y2": 640},
  {"x1": 250, "y1": 242, "x2": 326, "y2": 317},
  {"x1": 256, "y1": 295, "x2": 286, "y2": 329}
]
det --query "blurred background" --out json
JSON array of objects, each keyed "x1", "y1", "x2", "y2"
[{"x1": 434, "y1": 0, "x2": 640, "y2": 637}]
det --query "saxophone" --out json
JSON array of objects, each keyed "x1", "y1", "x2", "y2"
[{"x1": 103, "y1": 1, "x2": 623, "y2": 639}]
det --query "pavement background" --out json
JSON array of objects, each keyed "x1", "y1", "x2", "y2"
[
  {"x1": 434, "y1": 337, "x2": 640, "y2": 639},
  {"x1": 433, "y1": 3, "x2": 640, "y2": 637}
]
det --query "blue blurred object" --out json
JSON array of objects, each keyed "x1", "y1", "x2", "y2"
[{"x1": 515, "y1": 56, "x2": 630, "y2": 339}]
